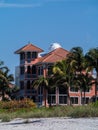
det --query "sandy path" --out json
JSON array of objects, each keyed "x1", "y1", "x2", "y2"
[{"x1": 0, "y1": 117, "x2": 98, "y2": 130}]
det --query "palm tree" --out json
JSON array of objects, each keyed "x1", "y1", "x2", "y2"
[
  {"x1": 0, "y1": 61, "x2": 7, "y2": 100},
  {"x1": 85, "y1": 48, "x2": 98, "y2": 101},
  {"x1": 7, "y1": 85, "x2": 20, "y2": 100},
  {"x1": 66, "y1": 47, "x2": 89, "y2": 104},
  {"x1": 52, "y1": 60, "x2": 73, "y2": 105},
  {"x1": 0, "y1": 62, "x2": 14, "y2": 100},
  {"x1": 74, "y1": 73, "x2": 94, "y2": 104},
  {"x1": 3, "y1": 68, "x2": 14, "y2": 98},
  {"x1": 66, "y1": 47, "x2": 85, "y2": 73},
  {"x1": 32, "y1": 76, "x2": 49, "y2": 107}
]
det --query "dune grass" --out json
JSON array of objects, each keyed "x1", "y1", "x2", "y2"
[{"x1": 0, "y1": 101, "x2": 98, "y2": 122}]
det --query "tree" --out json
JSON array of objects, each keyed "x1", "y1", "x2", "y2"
[
  {"x1": 52, "y1": 60, "x2": 73, "y2": 105},
  {"x1": 0, "y1": 61, "x2": 14, "y2": 100},
  {"x1": 66, "y1": 47, "x2": 85, "y2": 73},
  {"x1": 85, "y1": 48, "x2": 98, "y2": 101},
  {"x1": 66, "y1": 47, "x2": 91, "y2": 104},
  {"x1": 74, "y1": 73, "x2": 94, "y2": 104},
  {"x1": 32, "y1": 76, "x2": 49, "y2": 107}
]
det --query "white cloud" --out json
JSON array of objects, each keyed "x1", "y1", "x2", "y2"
[
  {"x1": 0, "y1": 2, "x2": 41, "y2": 8},
  {"x1": 0, "y1": 0, "x2": 65, "y2": 8}
]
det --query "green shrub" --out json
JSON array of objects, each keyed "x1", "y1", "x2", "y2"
[{"x1": 1, "y1": 116, "x2": 11, "y2": 122}]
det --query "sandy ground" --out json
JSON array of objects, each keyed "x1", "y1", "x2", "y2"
[{"x1": 0, "y1": 117, "x2": 98, "y2": 130}]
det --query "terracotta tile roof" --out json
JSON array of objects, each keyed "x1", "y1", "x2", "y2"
[
  {"x1": 34, "y1": 48, "x2": 69, "y2": 64},
  {"x1": 15, "y1": 43, "x2": 44, "y2": 54},
  {"x1": 31, "y1": 57, "x2": 42, "y2": 65}
]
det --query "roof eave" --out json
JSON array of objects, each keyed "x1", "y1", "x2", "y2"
[{"x1": 14, "y1": 49, "x2": 44, "y2": 54}]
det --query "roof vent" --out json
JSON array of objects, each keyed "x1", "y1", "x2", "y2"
[{"x1": 49, "y1": 42, "x2": 62, "y2": 51}]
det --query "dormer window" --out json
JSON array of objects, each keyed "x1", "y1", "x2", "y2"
[{"x1": 32, "y1": 52, "x2": 37, "y2": 58}]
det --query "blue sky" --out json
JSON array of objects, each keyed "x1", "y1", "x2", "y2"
[{"x1": 0, "y1": 0, "x2": 98, "y2": 76}]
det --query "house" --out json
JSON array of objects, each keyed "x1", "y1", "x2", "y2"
[{"x1": 15, "y1": 43, "x2": 96, "y2": 106}]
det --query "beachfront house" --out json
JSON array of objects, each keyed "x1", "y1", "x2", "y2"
[{"x1": 14, "y1": 43, "x2": 96, "y2": 106}]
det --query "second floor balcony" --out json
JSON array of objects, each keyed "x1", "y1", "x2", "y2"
[
  {"x1": 20, "y1": 73, "x2": 37, "y2": 79},
  {"x1": 25, "y1": 74, "x2": 37, "y2": 79}
]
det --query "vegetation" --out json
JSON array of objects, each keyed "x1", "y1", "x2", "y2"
[
  {"x1": 65, "y1": 47, "x2": 94, "y2": 104},
  {"x1": 85, "y1": 48, "x2": 98, "y2": 101},
  {"x1": 49, "y1": 47, "x2": 96, "y2": 105},
  {"x1": 0, "y1": 104, "x2": 98, "y2": 122},
  {"x1": 0, "y1": 46, "x2": 98, "y2": 122},
  {"x1": 0, "y1": 98, "x2": 36, "y2": 109},
  {"x1": 32, "y1": 76, "x2": 49, "y2": 107},
  {"x1": 52, "y1": 60, "x2": 73, "y2": 105},
  {"x1": 0, "y1": 60, "x2": 14, "y2": 100}
]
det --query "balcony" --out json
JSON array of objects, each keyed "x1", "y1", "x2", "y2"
[
  {"x1": 25, "y1": 74, "x2": 37, "y2": 79},
  {"x1": 20, "y1": 74, "x2": 25, "y2": 80},
  {"x1": 26, "y1": 89, "x2": 37, "y2": 95},
  {"x1": 15, "y1": 89, "x2": 37, "y2": 98}
]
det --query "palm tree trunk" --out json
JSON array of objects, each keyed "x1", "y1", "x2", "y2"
[
  {"x1": 56, "y1": 87, "x2": 59, "y2": 106},
  {"x1": 43, "y1": 88, "x2": 48, "y2": 107},
  {"x1": 84, "y1": 90, "x2": 86, "y2": 105},
  {"x1": 80, "y1": 89, "x2": 83, "y2": 105},
  {"x1": 67, "y1": 88, "x2": 70, "y2": 105}
]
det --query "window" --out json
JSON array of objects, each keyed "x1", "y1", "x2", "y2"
[
  {"x1": 48, "y1": 95, "x2": 56, "y2": 104},
  {"x1": 82, "y1": 97, "x2": 89, "y2": 104},
  {"x1": 20, "y1": 81, "x2": 24, "y2": 89},
  {"x1": 27, "y1": 80, "x2": 31, "y2": 89},
  {"x1": 38, "y1": 66, "x2": 43, "y2": 75},
  {"x1": 32, "y1": 66, "x2": 36, "y2": 74},
  {"x1": 32, "y1": 52, "x2": 37, "y2": 58},
  {"x1": 27, "y1": 52, "x2": 31, "y2": 59},
  {"x1": 70, "y1": 97, "x2": 78, "y2": 104},
  {"x1": 27, "y1": 66, "x2": 31, "y2": 74},
  {"x1": 20, "y1": 66, "x2": 25, "y2": 75},
  {"x1": 59, "y1": 96, "x2": 67, "y2": 104}
]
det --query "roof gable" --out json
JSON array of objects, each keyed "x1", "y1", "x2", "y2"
[{"x1": 15, "y1": 43, "x2": 44, "y2": 54}]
